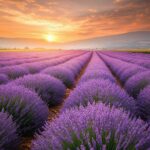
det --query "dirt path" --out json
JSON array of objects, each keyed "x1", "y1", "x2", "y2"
[
  {"x1": 48, "y1": 52, "x2": 92, "y2": 122},
  {"x1": 19, "y1": 52, "x2": 92, "y2": 150}
]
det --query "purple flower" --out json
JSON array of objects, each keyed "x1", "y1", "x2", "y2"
[
  {"x1": 79, "y1": 70, "x2": 115, "y2": 84},
  {"x1": 0, "y1": 65, "x2": 29, "y2": 79},
  {"x1": 0, "y1": 74, "x2": 9, "y2": 84},
  {"x1": 137, "y1": 85, "x2": 150, "y2": 121},
  {"x1": 57, "y1": 52, "x2": 91, "y2": 78},
  {"x1": 22, "y1": 63, "x2": 44, "y2": 74},
  {"x1": 120, "y1": 67, "x2": 147, "y2": 84},
  {"x1": 62, "y1": 79, "x2": 135, "y2": 114},
  {"x1": 31, "y1": 103, "x2": 150, "y2": 150},
  {"x1": 125, "y1": 71, "x2": 150, "y2": 98},
  {"x1": 0, "y1": 112, "x2": 19, "y2": 150},
  {"x1": 9, "y1": 74, "x2": 66, "y2": 106},
  {"x1": 0, "y1": 85, "x2": 49, "y2": 135},
  {"x1": 79, "y1": 53, "x2": 116, "y2": 84},
  {"x1": 99, "y1": 53, "x2": 148, "y2": 85},
  {"x1": 100, "y1": 51, "x2": 150, "y2": 69},
  {"x1": 42, "y1": 67, "x2": 75, "y2": 88}
]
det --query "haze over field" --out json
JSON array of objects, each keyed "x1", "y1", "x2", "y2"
[{"x1": 0, "y1": 0, "x2": 150, "y2": 49}]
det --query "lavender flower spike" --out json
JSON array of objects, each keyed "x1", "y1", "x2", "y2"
[
  {"x1": 137, "y1": 85, "x2": 150, "y2": 121},
  {"x1": 0, "y1": 112, "x2": 19, "y2": 150}
]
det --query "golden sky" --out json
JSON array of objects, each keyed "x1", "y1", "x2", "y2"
[{"x1": 0, "y1": 0, "x2": 149, "y2": 43}]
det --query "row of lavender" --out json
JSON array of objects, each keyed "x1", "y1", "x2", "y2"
[
  {"x1": 0, "y1": 51, "x2": 91, "y2": 149},
  {"x1": 101, "y1": 51, "x2": 150, "y2": 69},
  {"x1": 0, "y1": 50, "x2": 86, "y2": 68},
  {"x1": 0, "y1": 51, "x2": 87, "y2": 84},
  {"x1": 99, "y1": 53, "x2": 150, "y2": 121},
  {"x1": 0, "y1": 50, "x2": 84, "y2": 62},
  {"x1": 0, "y1": 50, "x2": 71, "y2": 67},
  {"x1": 31, "y1": 52, "x2": 150, "y2": 150}
]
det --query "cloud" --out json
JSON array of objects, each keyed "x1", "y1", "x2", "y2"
[{"x1": 0, "y1": 0, "x2": 149, "y2": 42}]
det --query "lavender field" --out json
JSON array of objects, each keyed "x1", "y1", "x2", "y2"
[{"x1": 0, "y1": 50, "x2": 150, "y2": 150}]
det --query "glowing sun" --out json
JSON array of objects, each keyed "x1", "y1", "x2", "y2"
[{"x1": 46, "y1": 35, "x2": 55, "y2": 42}]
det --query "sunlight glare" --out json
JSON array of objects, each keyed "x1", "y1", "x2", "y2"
[{"x1": 46, "y1": 34, "x2": 55, "y2": 42}]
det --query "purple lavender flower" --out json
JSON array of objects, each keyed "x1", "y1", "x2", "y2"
[
  {"x1": 63, "y1": 79, "x2": 135, "y2": 114},
  {"x1": 99, "y1": 53, "x2": 148, "y2": 85},
  {"x1": 0, "y1": 85, "x2": 49, "y2": 135},
  {"x1": 0, "y1": 112, "x2": 19, "y2": 150},
  {"x1": 79, "y1": 53, "x2": 116, "y2": 84},
  {"x1": 101, "y1": 51, "x2": 150, "y2": 69},
  {"x1": 125, "y1": 71, "x2": 150, "y2": 98},
  {"x1": 57, "y1": 52, "x2": 91, "y2": 78},
  {"x1": 137, "y1": 85, "x2": 150, "y2": 121},
  {"x1": 22, "y1": 63, "x2": 43, "y2": 74},
  {"x1": 0, "y1": 65, "x2": 29, "y2": 79},
  {"x1": 120, "y1": 67, "x2": 147, "y2": 84},
  {"x1": 9, "y1": 74, "x2": 66, "y2": 106},
  {"x1": 42, "y1": 67, "x2": 75, "y2": 88},
  {"x1": 0, "y1": 74, "x2": 9, "y2": 84},
  {"x1": 79, "y1": 70, "x2": 115, "y2": 84},
  {"x1": 31, "y1": 103, "x2": 150, "y2": 150}
]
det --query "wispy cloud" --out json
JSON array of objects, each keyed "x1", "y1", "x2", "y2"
[{"x1": 0, "y1": 0, "x2": 149, "y2": 42}]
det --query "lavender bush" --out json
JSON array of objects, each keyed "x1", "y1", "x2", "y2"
[
  {"x1": 78, "y1": 53, "x2": 116, "y2": 84},
  {"x1": 59, "y1": 52, "x2": 91, "y2": 78},
  {"x1": 0, "y1": 112, "x2": 19, "y2": 150},
  {"x1": 120, "y1": 66, "x2": 147, "y2": 84},
  {"x1": 0, "y1": 66, "x2": 29, "y2": 79},
  {"x1": 42, "y1": 67, "x2": 75, "y2": 88},
  {"x1": 79, "y1": 70, "x2": 115, "y2": 84},
  {"x1": 9, "y1": 74, "x2": 66, "y2": 106},
  {"x1": 137, "y1": 85, "x2": 150, "y2": 121},
  {"x1": 63, "y1": 79, "x2": 135, "y2": 114},
  {"x1": 0, "y1": 74, "x2": 8, "y2": 84},
  {"x1": 31, "y1": 103, "x2": 150, "y2": 150},
  {"x1": 125, "y1": 71, "x2": 150, "y2": 98},
  {"x1": 0, "y1": 85, "x2": 49, "y2": 135}
]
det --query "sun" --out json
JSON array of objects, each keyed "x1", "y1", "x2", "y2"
[{"x1": 46, "y1": 35, "x2": 55, "y2": 42}]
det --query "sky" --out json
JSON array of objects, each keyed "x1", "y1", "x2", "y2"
[{"x1": 0, "y1": 0, "x2": 150, "y2": 44}]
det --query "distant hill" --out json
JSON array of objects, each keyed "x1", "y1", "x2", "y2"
[
  {"x1": 60, "y1": 31, "x2": 150, "y2": 49},
  {"x1": 0, "y1": 31, "x2": 150, "y2": 49}
]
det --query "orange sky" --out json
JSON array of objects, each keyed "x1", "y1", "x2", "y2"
[{"x1": 0, "y1": 0, "x2": 149, "y2": 43}]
